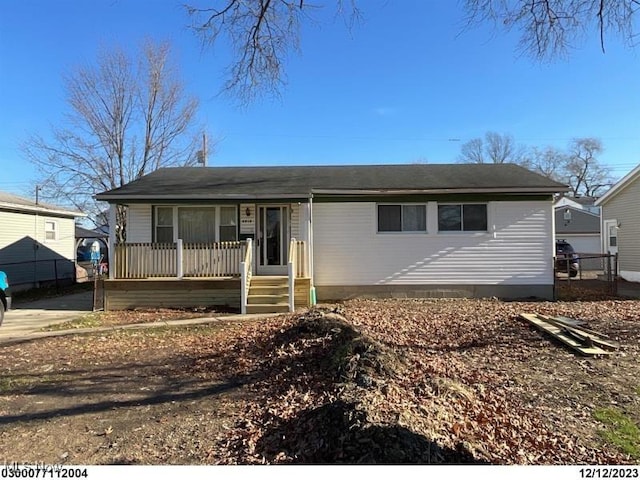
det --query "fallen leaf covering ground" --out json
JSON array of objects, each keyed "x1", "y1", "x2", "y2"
[{"x1": 0, "y1": 298, "x2": 638, "y2": 464}]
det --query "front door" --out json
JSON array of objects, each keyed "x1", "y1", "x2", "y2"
[
  {"x1": 257, "y1": 205, "x2": 289, "y2": 275},
  {"x1": 603, "y1": 219, "x2": 619, "y2": 275}
]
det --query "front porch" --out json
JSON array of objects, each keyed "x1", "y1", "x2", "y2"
[{"x1": 105, "y1": 239, "x2": 311, "y2": 312}]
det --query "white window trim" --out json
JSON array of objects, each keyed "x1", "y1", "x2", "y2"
[
  {"x1": 154, "y1": 205, "x2": 239, "y2": 243},
  {"x1": 437, "y1": 202, "x2": 489, "y2": 234},
  {"x1": 376, "y1": 203, "x2": 428, "y2": 234},
  {"x1": 44, "y1": 220, "x2": 58, "y2": 242},
  {"x1": 154, "y1": 206, "x2": 176, "y2": 243}
]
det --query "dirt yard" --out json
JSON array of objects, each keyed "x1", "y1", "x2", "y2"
[{"x1": 0, "y1": 298, "x2": 638, "y2": 464}]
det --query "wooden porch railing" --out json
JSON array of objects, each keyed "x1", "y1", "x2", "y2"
[
  {"x1": 293, "y1": 240, "x2": 308, "y2": 278},
  {"x1": 183, "y1": 242, "x2": 245, "y2": 277},
  {"x1": 114, "y1": 241, "x2": 246, "y2": 279}
]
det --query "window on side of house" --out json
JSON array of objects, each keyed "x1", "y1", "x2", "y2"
[
  {"x1": 377, "y1": 204, "x2": 427, "y2": 232},
  {"x1": 438, "y1": 204, "x2": 488, "y2": 232},
  {"x1": 44, "y1": 220, "x2": 57, "y2": 241},
  {"x1": 155, "y1": 206, "x2": 174, "y2": 243}
]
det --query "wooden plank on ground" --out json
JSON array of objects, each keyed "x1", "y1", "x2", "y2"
[
  {"x1": 519, "y1": 313, "x2": 613, "y2": 356},
  {"x1": 535, "y1": 314, "x2": 620, "y2": 350}
]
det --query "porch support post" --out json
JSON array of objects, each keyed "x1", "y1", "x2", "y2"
[
  {"x1": 308, "y1": 195, "x2": 316, "y2": 305},
  {"x1": 288, "y1": 239, "x2": 295, "y2": 313},
  {"x1": 108, "y1": 203, "x2": 117, "y2": 280},
  {"x1": 176, "y1": 238, "x2": 184, "y2": 279}
]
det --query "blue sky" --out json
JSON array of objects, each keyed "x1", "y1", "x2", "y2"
[{"x1": 1, "y1": 0, "x2": 639, "y2": 198}]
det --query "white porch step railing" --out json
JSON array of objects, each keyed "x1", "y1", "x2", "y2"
[
  {"x1": 287, "y1": 238, "x2": 297, "y2": 312},
  {"x1": 240, "y1": 238, "x2": 253, "y2": 314},
  {"x1": 286, "y1": 238, "x2": 309, "y2": 311},
  {"x1": 114, "y1": 240, "x2": 246, "y2": 279}
]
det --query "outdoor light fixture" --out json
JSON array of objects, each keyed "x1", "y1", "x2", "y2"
[
  {"x1": 245, "y1": 207, "x2": 251, "y2": 217},
  {"x1": 563, "y1": 208, "x2": 572, "y2": 221}
]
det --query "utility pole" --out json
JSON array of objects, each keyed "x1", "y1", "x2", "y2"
[
  {"x1": 197, "y1": 132, "x2": 208, "y2": 167},
  {"x1": 203, "y1": 132, "x2": 207, "y2": 167}
]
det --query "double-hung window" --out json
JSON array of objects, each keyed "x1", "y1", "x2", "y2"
[
  {"x1": 438, "y1": 204, "x2": 487, "y2": 232},
  {"x1": 219, "y1": 206, "x2": 238, "y2": 241},
  {"x1": 377, "y1": 204, "x2": 427, "y2": 232},
  {"x1": 44, "y1": 220, "x2": 57, "y2": 241},
  {"x1": 155, "y1": 207, "x2": 174, "y2": 243}
]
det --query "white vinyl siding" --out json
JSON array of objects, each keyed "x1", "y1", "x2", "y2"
[
  {"x1": 0, "y1": 211, "x2": 75, "y2": 261},
  {"x1": 313, "y1": 201, "x2": 554, "y2": 286},
  {"x1": 600, "y1": 175, "x2": 640, "y2": 275},
  {"x1": 127, "y1": 204, "x2": 153, "y2": 242},
  {"x1": 0, "y1": 210, "x2": 77, "y2": 287}
]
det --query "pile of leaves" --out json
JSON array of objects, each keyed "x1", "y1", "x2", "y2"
[{"x1": 206, "y1": 308, "x2": 453, "y2": 463}]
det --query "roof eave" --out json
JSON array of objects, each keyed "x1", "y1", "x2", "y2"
[
  {"x1": 0, "y1": 202, "x2": 86, "y2": 218},
  {"x1": 96, "y1": 186, "x2": 566, "y2": 203},
  {"x1": 311, "y1": 187, "x2": 566, "y2": 195},
  {"x1": 95, "y1": 193, "x2": 312, "y2": 202}
]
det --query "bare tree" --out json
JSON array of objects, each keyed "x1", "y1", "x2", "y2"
[
  {"x1": 563, "y1": 138, "x2": 614, "y2": 197},
  {"x1": 186, "y1": 0, "x2": 360, "y2": 102},
  {"x1": 463, "y1": 0, "x2": 639, "y2": 59},
  {"x1": 526, "y1": 138, "x2": 615, "y2": 196},
  {"x1": 458, "y1": 131, "x2": 528, "y2": 164},
  {"x1": 23, "y1": 41, "x2": 201, "y2": 242}
]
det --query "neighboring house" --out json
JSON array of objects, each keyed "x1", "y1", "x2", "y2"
[
  {"x1": 554, "y1": 204, "x2": 601, "y2": 254},
  {"x1": 595, "y1": 163, "x2": 640, "y2": 282},
  {"x1": 0, "y1": 191, "x2": 85, "y2": 290},
  {"x1": 95, "y1": 164, "x2": 568, "y2": 312}
]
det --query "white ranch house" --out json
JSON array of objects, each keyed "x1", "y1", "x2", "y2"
[{"x1": 95, "y1": 164, "x2": 568, "y2": 312}]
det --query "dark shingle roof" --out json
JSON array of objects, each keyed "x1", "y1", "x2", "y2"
[
  {"x1": 95, "y1": 164, "x2": 568, "y2": 201},
  {"x1": 75, "y1": 226, "x2": 108, "y2": 239}
]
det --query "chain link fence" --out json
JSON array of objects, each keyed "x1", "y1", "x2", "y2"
[{"x1": 555, "y1": 252, "x2": 618, "y2": 298}]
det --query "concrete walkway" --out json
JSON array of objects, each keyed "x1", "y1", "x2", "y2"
[
  {"x1": 1, "y1": 291, "x2": 93, "y2": 340},
  {"x1": 0, "y1": 306, "x2": 277, "y2": 346}
]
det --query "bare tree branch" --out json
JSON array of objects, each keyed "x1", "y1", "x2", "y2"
[
  {"x1": 463, "y1": 0, "x2": 639, "y2": 60},
  {"x1": 186, "y1": 0, "x2": 360, "y2": 102}
]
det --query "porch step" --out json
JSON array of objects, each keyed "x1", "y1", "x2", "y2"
[
  {"x1": 245, "y1": 275, "x2": 291, "y2": 314},
  {"x1": 248, "y1": 285, "x2": 289, "y2": 296},
  {"x1": 246, "y1": 303, "x2": 290, "y2": 314},
  {"x1": 247, "y1": 294, "x2": 289, "y2": 305},
  {"x1": 249, "y1": 275, "x2": 288, "y2": 286}
]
